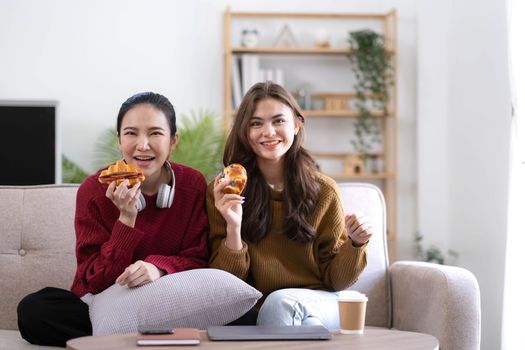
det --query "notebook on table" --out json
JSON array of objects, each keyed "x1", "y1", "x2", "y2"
[{"x1": 207, "y1": 325, "x2": 332, "y2": 341}]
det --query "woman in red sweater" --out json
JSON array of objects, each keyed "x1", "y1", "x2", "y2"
[{"x1": 17, "y1": 92, "x2": 209, "y2": 347}]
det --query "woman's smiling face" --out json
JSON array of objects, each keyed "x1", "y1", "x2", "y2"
[
  {"x1": 118, "y1": 103, "x2": 176, "y2": 182},
  {"x1": 248, "y1": 98, "x2": 300, "y2": 165}
]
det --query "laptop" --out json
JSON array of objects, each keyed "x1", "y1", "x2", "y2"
[{"x1": 207, "y1": 325, "x2": 333, "y2": 341}]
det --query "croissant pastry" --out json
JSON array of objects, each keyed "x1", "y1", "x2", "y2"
[
  {"x1": 98, "y1": 160, "x2": 145, "y2": 187},
  {"x1": 221, "y1": 163, "x2": 247, "y2": 195}
]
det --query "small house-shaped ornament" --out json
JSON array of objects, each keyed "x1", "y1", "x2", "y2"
[
  {"x1": 345, "y1": 154, "x2": 365, "y2": 176},
  {"x1": 273, "y1": 24, "x2": 299, "y2": 48}
]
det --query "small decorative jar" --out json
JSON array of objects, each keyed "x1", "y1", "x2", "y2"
[
  {"x1": 314, "y1": 28, "x2": 330, "y2": 48},
  {"x1": 241, "y1": 29, "x2": 259, "y2": 48}
]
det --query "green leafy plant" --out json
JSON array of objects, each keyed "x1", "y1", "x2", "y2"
[
  {"x1": 171, "y1": 109, "x2": 225, "y2": 181},
  {"x1": 347, "y1": 29, "x2": 394, "y2": 155},
  {"x1": 92, "y1": 109, "x2": 225, "y2": 181},
  {"x1": 414, "y1": 231, "x2": 459, "y2": 265},
  {"x1": 62, "y1": 155, "x2": 89, "y2": 183},
  {"x1": 93, "y1": 128, "x2": 121, "y2": 169}
]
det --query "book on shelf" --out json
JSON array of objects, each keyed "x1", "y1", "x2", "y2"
[
  {"x1": 136, "y1": 328, "x2": 200, "y2": 346},
  {"x1": 238, "y1": 54, "x2": 285, "y2": 97},
  {"x1": 259, "y1": 68, "x2": 284, "y2": 86},
  {"x1": 241, "y1": 54, "x2": 260, "y2": 95},
  {"x1": 231, "y1": 56, "x2": 242, "y2": 109}
]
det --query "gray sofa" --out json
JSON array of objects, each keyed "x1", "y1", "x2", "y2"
[{"x1": 0, "y1": 184, "x2": 481, "y2": 349}]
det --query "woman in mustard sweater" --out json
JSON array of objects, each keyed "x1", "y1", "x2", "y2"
[{"x1": 207, "y1": 81, "x2": 373, "y2": 328}]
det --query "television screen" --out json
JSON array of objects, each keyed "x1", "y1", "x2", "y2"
[{"x1": 0, "y1": 104, "x2": 57, "y2": 185}]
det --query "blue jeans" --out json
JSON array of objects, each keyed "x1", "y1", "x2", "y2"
[{"x1": 257, "y1": 288, "x2": 340, "y2": 328}]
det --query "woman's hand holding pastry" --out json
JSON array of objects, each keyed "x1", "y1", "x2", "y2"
[
  {"x1": 105, "y1": 180, "x2": 142, "y2": 227},
  {"x1": 345, "y1": 213, "x2": 373, "y2": 247},
  {"x1": 213, "y1": 177, "x2": 244, "y2": 229},
  {"x1": 213, "y1": 176, "x2": 245, "y2": 250},
  {"x1": 115, "y1": 260, "x2": 165, "y2": 288}
]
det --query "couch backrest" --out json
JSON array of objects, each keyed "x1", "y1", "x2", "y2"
[
  {"x1": 0, "y1": 185, "x2": 79, "y2": 330},
  {"x1": 338, "y1": 183, "x2": 391, "y2": 328},
  {"x1": 0, "y1": 183, "x2": 391, "y2": 330}
]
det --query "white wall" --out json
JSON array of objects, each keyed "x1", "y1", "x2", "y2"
[
  {"x1": 0, "y1": 0, "x2": 417, "y2": 166},
  {"x1": 418, "y1": 1, "x2": 511, "y2": 349},
  {"x1": 0, "y1": 0, "x2": 225, "y2": 171},
  {"x1": 0, "y1": 0, "x2": 418, "y2": 258},
  {"x1": 2, "y1": 0, "x2": 511, "y2": 349}
]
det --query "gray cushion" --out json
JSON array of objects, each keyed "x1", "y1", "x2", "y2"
[{"x1": 85, "y1": 268, "x2": 262, "y2": 336}]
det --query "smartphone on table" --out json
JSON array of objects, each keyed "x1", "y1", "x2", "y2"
[{"x1": 138, "y1": 326, "x2": 174, "y2": 335}]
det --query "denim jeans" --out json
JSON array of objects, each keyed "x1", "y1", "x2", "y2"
[{"x1": 256, "y1": 288, "x2": 340, "y2": 328}]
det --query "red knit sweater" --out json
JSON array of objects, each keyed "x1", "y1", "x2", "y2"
[{"x1": 70, "y1": 162, "x2": 209, "y2": 297}]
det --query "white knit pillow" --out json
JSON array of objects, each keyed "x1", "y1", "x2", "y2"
[{"x1": 84, "y1": 268, "x2": 262, "y2": 336}]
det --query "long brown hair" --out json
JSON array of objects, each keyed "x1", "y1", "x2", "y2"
[{"x1": 223, "y1": 81, "x2": 320, "y2": 243}]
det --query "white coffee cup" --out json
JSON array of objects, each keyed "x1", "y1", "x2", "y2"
[{"x1": 338, "y1": 290, "x2": 368, "y2": 334}]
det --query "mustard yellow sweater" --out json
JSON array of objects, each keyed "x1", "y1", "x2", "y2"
[{"x1": 206, "y1": 173, "x2": 367, "y2": 297}]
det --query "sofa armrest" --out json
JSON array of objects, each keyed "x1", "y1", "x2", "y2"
[{"x1": 390, "y1": 261, "x2": 480, "y2": 350}]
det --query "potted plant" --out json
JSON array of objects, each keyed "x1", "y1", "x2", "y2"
[
  {"x1": 170, "y1": 109, "x2": 225, "y2": 181},
  {"x1": 62, "y1": 155, "x2": 89, "y2": 183},
  {"x1": 414, "y1": 232, "x2": 459, "y2": 265},
  {"x1": 347, "y1": 29, "x2": 394, "y2": 157}
]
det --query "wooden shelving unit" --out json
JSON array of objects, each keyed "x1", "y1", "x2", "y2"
[
  {"x1": 232, "y1": 47, "x2": 352, "y2": 54},
  {"x1": 232, "y1": 47, "x2": 396, "y2": 55},
  {"x1": 303, "y1": 110, "x2": 389, "y2": 118},
  {"x1": 223, "y1": 8, "x2": 398, "y2": 260}
]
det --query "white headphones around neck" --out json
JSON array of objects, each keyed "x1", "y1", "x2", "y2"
[{"x1": 136, "y1": 161, "x2": 175, "y2": 212}]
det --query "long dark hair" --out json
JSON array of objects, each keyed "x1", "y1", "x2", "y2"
[{"x1": 224, "y1": 81, "x2": 320, "y2": 243}]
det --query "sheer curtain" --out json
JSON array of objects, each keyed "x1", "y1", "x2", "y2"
[{"x1": 501, "y1": 0, "x2": 525, "y2": 348}]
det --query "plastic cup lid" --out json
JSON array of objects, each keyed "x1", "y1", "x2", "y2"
[{"x1": 338, "y1": 290, "x2": 368, "y2": 302}]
